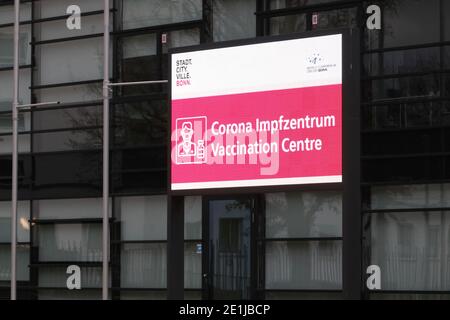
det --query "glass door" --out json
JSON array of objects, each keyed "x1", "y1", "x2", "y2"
[{"x1": 203, "y1": 196, "x2": 257, "y2": 300}]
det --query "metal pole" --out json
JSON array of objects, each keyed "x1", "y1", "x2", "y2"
[
  {"x1": 11, "y1": 0, "x2": 20, "y2": 301},
  {"x1": 102, "y1": 0, "x2": 110, "y2": 300}
]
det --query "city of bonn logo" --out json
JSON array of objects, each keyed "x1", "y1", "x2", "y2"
[
  {"x1": 176, "y1": 116, "x2": 207, "y2": 165},
  {"x1": 306, "y1": 52, "x2": 336, "y2": 74},
  {"x1": 307, "y1": 53, "x2": 323, "y2": 65}
]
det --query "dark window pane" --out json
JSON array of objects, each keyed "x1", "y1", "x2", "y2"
[
  {"x1": 363, "y1": 130, "x2": 441, "y2": 156},
  {"x1": 120, "y1": 34, "x2": 160, "y2": 96},
  {"x1": 269, "y1": 14, "x2": 306, "y2": 35},
  {"x1": 363, "y1": 47, "x2": 441, "y2": 77},
  {"x1": 33, "y1": 106, "x2": 102, "y2": 131},
  {"x1": 366, "y1": 75, "x2": 440, "y2": 102},
  {"x1": 310, "y1": 8, "x2": 357, "y2": 31},
  {"x1": 33, "y1": 129, "x2": 102, "y2": 152},
  {"x1": 362, "y1": 157, "x2": 443, "y2": 183},
  {"x1": 444, "y1": 1, "x2": 450, "y2": 41},
  {"x1": 269, "y1": 0, "x2": 335, "y2": 9},
  {"x1": 33, "y1": 151, "x2": 101, "y2": 199},
  {"x1": 382, "y1": 0, "x2": 439, "y2": 48},
  {"x1": 370, "y1": 293, "x2": 450, "y2": 300},
  {"x1": 114, "y1": 100, "x2": 167, "y2": 148},
  {"x1": 266, "y1": 291, "x2": 342, "y2": 300},
  {"x1": 368, "y1": 104, "x2": 402, "y2": 129}
]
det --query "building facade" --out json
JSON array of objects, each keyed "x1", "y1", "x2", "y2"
[{"x1": 0, "y1": 0, "x2": 449, "y2": 300}]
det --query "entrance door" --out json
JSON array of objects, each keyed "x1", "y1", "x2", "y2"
[{"x1": 203, "y1": 196, "x2": 259, "y2": 300}]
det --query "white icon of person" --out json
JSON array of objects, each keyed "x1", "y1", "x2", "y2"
[{"x1": 178, "y1": 122, "x2": 197, "y2": 157}]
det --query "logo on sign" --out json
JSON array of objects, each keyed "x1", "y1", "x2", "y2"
[
  {"x1": 176, "y1": 116, "x2": 207, "y2": 165},
  {"x1": 306, "y1": 52, "x2": 336, "y2": 74}
]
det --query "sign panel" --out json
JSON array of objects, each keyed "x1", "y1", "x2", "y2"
[{"x1": 171, "y1": 34, "x2": 342, "y2": 191}]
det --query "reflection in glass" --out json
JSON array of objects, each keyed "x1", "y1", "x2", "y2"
[
  {"x1": 368, "y1": 211, "x2": 450, "y2": 291},
  {"x1": 266, "y1": 191, "x2": 342, "y2": 238},
  {"x1": 0, "y1": 244, "x2": 30, "y2": 281},
  {"x1": 122, "y1": 0, "x2": 201, "y2": 30},
  {"x1": 114, "y1": 100, "x2": 168, "y2": 147},
  {"x1": 0, "y1": 201, "x2": 30, "y2": 243},
  {"x1": 184, "y1": 242, "x2": 202, "y2": 289},
  {"x1": 119, "y1": 195, "x2": 167, "y2": 241},
  {"x1": 185, "y1": 196, "x2": 202, "y2": 240},
  {"x1": 266, "y1": 240, "x2": 342, "y2": 290},
  {"x1": 37, "y1": 224, "x2": 102, "y2": 262},
  {"x1": 209, "y1": 199, "x2": 252, "y2": 299},
  {"x1": 269, "y1": 14, "x2": 306, "y2": 35},
  {"x1": 380, "y1": 0, "x2": 439, "y2": 48},
  {"x1": 213, "y1": 0, "x2": 256, "y2": 42},
  {"x1": 371, "y1": 184, "x2": 450, "y2": 210},
  {"x1": 121, "y1": 243, "x2": 167, "y2": 288}
]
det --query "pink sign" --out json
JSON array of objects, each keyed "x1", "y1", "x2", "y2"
[{"x1": 171, "y1": 35, "x2": 343, "y2": 190}]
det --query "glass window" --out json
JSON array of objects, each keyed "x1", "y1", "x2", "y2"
[
  {"x1": 213, "y1": 0, "x2": 256, "y2": 42},
  {"x1": 119, "y1": 195, "x2": 167, "y2": 241},
  {"x1": 0, "y1": 244, "x2": 30, "y2": 281},
  {"x1": 38, "y1": 0, "x2": 108, "y2": 19},
  {"x1": 36, "y1": 13, "x2": 111, "y2": 42},
  {"x1": 36, "y1": 198, "x2": 109, "y2": 219},
  {"x1": 0, "y1": 3, "x2": 31, "y2": 24},
  {"x1": 0, "y1": 68, "x2": 32, "y2": 108},
  {"x1": 0, "y1": 201, "x2": 30, "y2": 243},
  {"x1": 36, "y1": 83, "x2": 102, "y2": 104},
  {"x1": 265, "y1": 240, "x2": 342, "y2": 290},
  {"x1": 122, "y1": 0, "x2": 202, "y2": 30},
  {"x1": 185, "y1": 196, "x2": 202, "y2": 240},
  {"x1": 370, "y1": 293, "x2": 450, "y2": 300},
  {"x1": 382, "y1": 0, "x2": 439, "y2": 48},
  {"x1": 266, "y1": 191, "x2": 342, "y2": 238},
  {"x1": 368, "y1": 211, "x2": 450, "y2": 291},
  {"x1": 120, "y1": 33, "x2": 158, "y2": 94},
  {"x1": 33, "y1": 105, "x2": 102, "y2": 131},
  {"x1": 363, "y1": 47, "x2": 441, "y2": 77},
  {"x1": 265, "y1": 291, "x2": 342, "y2": 300},
  {"x1": 33, "y1": 152, "x2": 101, "y2": 198},
  {"x1": 120, "y1": 291, "x2": 166, "y2": 300},
  {"x1": 184, "y1": 242, "x2": 201, "y2": 289},
  {"x1": 269, "y1": 14, "x2": 306, "y2": 36},
  {"x1": 371, "y1": 184, "x2": 450, "y2": 210},
  {"x1": 38, "y1": 266, "x2": 103, "y2": 288},
  {"x1": 33, "y1": 129, "x2": 103, "y2": 152},
  {"x1": 269, "y1": 0, "x2": 332, "y2": 9},
  {"x1": 444, "y1": 0, "x2": 450, "y2": 41},
  {"x1": 367, "y1": 75, "x2": 440, "y2": 102},
  {"x1": 0, "y1": 134, "x2": 31, "y2": 155},
  {"x1": 114, "y1": 100, "x2": 168, "y2": 147},
  {"x1": 0, "y1": 26, "x2": 31, "y2": 68},
  {"x1": 369, "y1": 104, "x2": 402, "y2": 129},
  {"x1": 120, "y1": 243, "x2": 167, "y2": 288},
  {"x1": 37, "y1": 223, "x2": 102, "y2": 262},
  {"x1": 310, "y1": 8, "x2": 357, "y2": 31},
  {"x1": 38, "y1": 38, "x2": 110, "y2": 85},
  {"x1": 38, "y1": 289, "x2": 102, "y2": 300}
]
